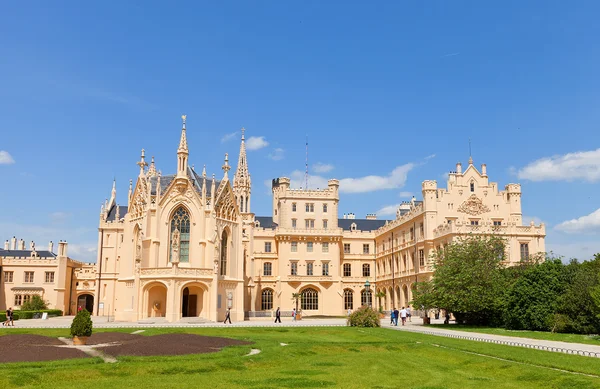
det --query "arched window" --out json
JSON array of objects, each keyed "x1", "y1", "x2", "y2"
[
  {"x1": 301, "y1": 288, "x2": 318, "y2": 310},
  {"x1": 344, "y1": 289, "x2": 353, "y2": 310},
  {"x1": 261, "y1": 289, "x2": 273, "y2": 310},
  {"x1": 361, "y1": 289, "x2": 372, "y2": 307},
  {"x1": 263, "y1": 262, "x2": 272, "y2": 276},
  {"x1": 220, "y1": 230, "x2": 228, "y2": 276},
  {"x1": 362, "y1": 264, "x2": 370, "y2": 277},
  {"x1": 170, "y1": 207, "x2": 190, "y2": 263}
]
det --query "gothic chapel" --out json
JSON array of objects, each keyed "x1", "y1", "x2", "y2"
[{"x1": 97, "y1": 116, "x2": 250, "y2": 322}]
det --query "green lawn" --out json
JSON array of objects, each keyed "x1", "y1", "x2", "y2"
[
  {"x1": 428, "y1": 324, "x2": 600, "y2": 346},
  {"x1": 1, "y1": 327, "x2": 600, "y2": 388}
]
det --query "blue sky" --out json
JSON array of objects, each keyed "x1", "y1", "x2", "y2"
[{"x1": 1, "y1": 1, "x2": 599, "y2": 262}]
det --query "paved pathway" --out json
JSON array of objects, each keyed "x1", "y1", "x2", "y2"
[
  {"x1": 4, "y1": 315, "x2": 600, "y2": 358},
  {"x1": 385, "y1": 319, "x2": 600, "y2": 358}
]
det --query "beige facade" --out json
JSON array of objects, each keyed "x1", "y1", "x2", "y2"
[
  {"x1": 0, "y1": 118, "x2": 546, "y2": 321},
  {"x1": 0, "y1": 238, "x2": 96, "y2": 314}
]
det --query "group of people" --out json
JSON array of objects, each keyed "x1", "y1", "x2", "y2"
[
  {"x1": 223, "y1": 307, "x2": 295, "y2": 324},
  {"x1": 2, "y1": 307, "x2": 14, "y2": 326},
  {"x1": 390, "y1": 306, "x2": 411, "y2": 326}
]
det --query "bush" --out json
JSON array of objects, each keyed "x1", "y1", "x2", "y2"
[
  {"x1": 70, "y1": 309, "x2": 93, "y2": 337},
  {"x1": 347, "y1": 306, "x2": 381, "y2": 327},
  {"x1": 20, "y1": 295, "x2": 48, "y2": 311}
]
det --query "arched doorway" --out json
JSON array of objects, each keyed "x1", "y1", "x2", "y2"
[
  {"x1": 181, "y1": 284, "x2": 205, "y2": 317},
  {"x1": 77, "y1": 294, "x2": 94, "y2": 313},
  {"x1": 147, "y1": 283, "x2": 167, "y2": 318}
]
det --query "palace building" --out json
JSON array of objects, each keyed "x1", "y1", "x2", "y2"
[{"x1": 0, "y1": 117, "x2": 546, "y2": 321}]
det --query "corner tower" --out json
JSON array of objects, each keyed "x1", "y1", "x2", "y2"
[{"x1": 233, "y1": 127, "x2": 252, "y2": 214}]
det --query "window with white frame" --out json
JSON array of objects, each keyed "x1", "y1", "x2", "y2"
[
  {"x1": 290, "y1": 262, "x2": 298, "y2": 275},
  {"x1": 362, "y1": 264, "x2": 370, "y2": 277},
  {"x1": 291, "y1": 241, "x2": 298, "y2": 252},
  {"x1": 45, "y1": 272, "x2": 55, "y2": 283},
  {"x1": 343, "y1": 263, "x2": 351, "y2": 277},
  {"x1": 4, "y1": 271, "x2": 13, "y2": 283},
  {"x1": 322, "y1": 242, "x2": 329, "y2": 253},
  {"x1": 343, "y1": 243, "x2": 350, "y2": 254},
  {"x1": 24, "y1": 271, "x2": 34, "y2": 283},
  {"x1": 264, "y1": 242, "x2": 272, "y2": 253},
  {"x1": 363, "y1": 244, "x2": 370, "y2": 254},
  {"x1": 307, "y1": 242, "x2": 313, "y2": 252}
]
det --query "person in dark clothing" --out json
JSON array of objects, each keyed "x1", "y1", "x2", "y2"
[
  {"x1": 393, "y1": 308, "x2": 400, "y2": 326},
  {"x1": 224, "y1": 308, "x2": 232, "y2": 324},
  {"x1": 275, "y1": 307, "x2": 281, "y2": 323}
]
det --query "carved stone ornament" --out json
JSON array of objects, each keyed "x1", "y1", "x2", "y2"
[{"x1": 457, "y1": 194, "x2": 490, "y2": 216}]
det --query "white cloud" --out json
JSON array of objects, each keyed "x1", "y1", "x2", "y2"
[
  {"x1": 441, "y1": 172, "x2": 449, "y2": 180},
  {"x1": 546, "y1": 241, "x2": 600, "y2": 262},
  {"x1": 221, "y1": 131, "x2": 237, "y2": 143},
  {"x1": 49, "y1": 212, "x2": 71, "y2": 223},
  {"x1": 0, "y1": 151, "x2": 15, "y2": 165},
  {"x1": 246, "y1": 136, "x2": 269, "y2": 151},
  {"x1": 339, "y1": 163, "x2": 415, "y2": 193},
  {"x1": 555, "y1": 208, "x2": 600, "y2": 233},
  {"x1": 425, "y1": 154, "x2": 436, "y2": 160},
  {"x1": 398, "y1": 191, "x2": 413, "y2": 198},
  {"x1": 313, "y1": 163, "x2": 334, "y2": 173},
  {"x1": 268, "y1": 148, "x2": 285, "y2": 161},
  {"x1": 286, "y1": 163, "x2": 416, "y2": 193},
  {"x1": 68, "y1": 243, "x2": 98, "y2": 263},
  {"x1": 516, "y1": 148, "x2": 600, "y2": 182},
  {"x1": 376, "y1": 204, "x2": 400, "y2": 216}
]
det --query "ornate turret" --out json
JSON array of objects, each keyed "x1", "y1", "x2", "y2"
[
  {"x1": 222, "y1": 153, "x2": 230, "y2": 180},
  {"x1": 177, "y1": 115, "x2": 189, "y2": 177},
  {"x1": 233, "y1": 128, "x2": 252, "y2": 213},
  {"x1": 147, "y1": 156, "x2": 157, "y2": 177},
  {"x1": 137, "y1": 149, "x2": 148, "y2": 176}
]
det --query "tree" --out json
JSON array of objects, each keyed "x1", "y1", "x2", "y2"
[
  {"x1": 411, "y1": 281, "x2": 437, "y2": 313},
  {"x1": 347, "y1": 305, "x2": 380, "y2": 327},
  {"x1": 70, "y1": 309, "x2": 93, "y2": 337},
  {"x1": 21, "y1": 295, "x2": 48, "y2": 311},
  {"x1": 375, "y1": 291, "x2": 386, "y2": 313},
  {"x1": 292, "y1": 293, "x2": 302, "y2": 312},
  {"x1": 503, "y1": 258, "x2": 567, "y2": 331},
  {"x1": 429, "y1": 235, "x2": 508, "y2": 325}
]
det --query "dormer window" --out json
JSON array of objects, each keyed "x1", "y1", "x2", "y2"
[
  {"x1": 350, "y1": 223, "x2": 357, "y2": 231},
  {"x1": 470, "y1": 182, "x2": 475, "y2": 192}
]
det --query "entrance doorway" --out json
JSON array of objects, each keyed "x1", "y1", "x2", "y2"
[
  {"x1": 77, "y1": 294, "x2": 94, "y2": 314},
  {"x1": 182, "y1": 287, "x2": 198, "y2": 317}
]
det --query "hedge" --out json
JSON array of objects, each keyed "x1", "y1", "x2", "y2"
[{"x1": 0, "y1": 309, "x2": 63, "y2": 321}]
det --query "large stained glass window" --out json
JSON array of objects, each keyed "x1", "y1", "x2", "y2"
[{"x1": 170, "y1": 207, "x2": 190, "y2": 263}]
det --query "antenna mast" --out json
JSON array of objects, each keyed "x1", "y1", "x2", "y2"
[{"x1": 304, "y1": 135, "x2": 309, "y2": 189}]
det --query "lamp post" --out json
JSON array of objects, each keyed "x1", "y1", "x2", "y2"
[{"x1": 364, "y1": 279, "x2": 371, "y2": 308}]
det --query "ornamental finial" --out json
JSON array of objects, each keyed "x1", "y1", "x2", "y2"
[{"x1": 182, "y1": 114, "x2": 187, "y2": 129}]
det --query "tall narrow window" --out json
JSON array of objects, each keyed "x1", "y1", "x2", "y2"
[
  {"x1": 261, "y1": 289, "x2": 273, "y2": 310},
  {"x1": 361, "y1": 289, "x2": 372, "y2": 307},
  {"x1": 419, "y1": 249, "x2": 425, "y2": 267},
  {"x1": 263, "y1": 262, "x2": 272, "y2": 276},
  {"x1": 322, "y1": 262, "x2": 329, "y2": 276},
  {"x1": 45, "y1": 272, "x2": 55, "y2": 283},
  {"x1": 470, "y1": 182, "x2": 475, "y2": 192},
  {"x1": 220, "y1": 230, "x2": 228, "y2": 276},
  {"x1": 291, "y1": 241, "x2": 298, "y2": 252},
  {"x1": 344, "y1": 289, "x2": 353, "y2": 310},
  {"x1": 344, "y1": 243, "x2": 351, "y2": 254},
  {"x1": 323, "y1": 203, "x2": 328, "y2": 213},
  {"x1": 362, "y1": 264, "x2": 370, "y2": 277},
  {"x1": 292, "y1": 219, "x2": 297, "y2": 228},
  {"x1": 24, "y1": 272, "x2": 34, "y2": 283},
  {"x1": 307, "y1": 262, "x2": 314, "y2": 276},
  {"x1": 343, "y1": 263, "x2": 351, "y2": 277},
  {"x1": 363, "y1": 244, "x2": 370, "y2": 254},
  {"x1": 520, "y1": 243, "x2": 529, "y2": 260},
  {"x1": 264, "y1": 242, "x2": 272, "y2": 253},
  {"x1": 307, "y1": 242, "x2": 313, "y2": 252},
  {"x1": 323, "y1": 220, "x2": 328, "y2": 229},
  {"x1": 170, "y1": 207, "x2": 191, "y2": 263},
  {"x1": 291, "y1": 262, "x2": 298, "y2": 275},
  {"x1": 322, "y1": 242, "x2": 329, "y2": 253},
  {"x1": 292, "y1": 203, "x2": 297, "y2": 212}
]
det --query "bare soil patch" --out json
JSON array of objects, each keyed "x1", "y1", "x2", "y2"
[
  {"x1": 102, "y1": 333, "x2": 252, "y2": 357},
  {"x1": 0, "y1": 333, "x2": 251, "y2": 363},
  {"x1": 0, "y1": 334, "x2": 89, "y2": 363}
]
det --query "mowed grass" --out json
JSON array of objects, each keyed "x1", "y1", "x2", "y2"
[
  {"x1": 1, "y1": 327, "x2": 600, "y2": 388},
  {"x1": 428, "y1": 324, "x2": 600, "y2": 346}
]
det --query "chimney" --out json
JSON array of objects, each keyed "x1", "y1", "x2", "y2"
[
  {"x1": 18, "y1": 239, "x2": 25, "y2": 250},
  {"x1": 30, "y1": 240, "x2": 35, "y2": 250},
  {"x1": 366, "y1": 213, "x2": 377, "y2": 220},
  {"x1": 343, "y1": 213, "x2": 347, "y2": 219},
  {"x1": 58, "y1": 240, "x2": 68, "y2": 257},
  {"x1": 347, "y1": 213, "x2": 355, "y2": 220},
  {"x1": 456, "y1": 162, "x2": 462, "y2": 174},
  {"x1": 11, "y1": 236, "x2": 16, "y2": 250},
  {"x1": 481, "y1": 164, "x2": 487, "y2": 176},
  {"x1": 49, "y1": 241, "x2": 54, "y2": 253},
  {"x1": 3, "y1": 240, "x2": 8, "y2": 250}
]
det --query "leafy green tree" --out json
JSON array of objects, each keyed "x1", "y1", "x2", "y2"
[
  {"x1": 428, "y1": 235, "x2": 508, "y2": 325},
  {"x1": 70, "y1": 309, "x2": 93, "y2": 337},
  {"x1": 20, "y1": 295, "x2": 48, "y2": 311},
  {"x1": 503, "y1": 258, "x2": 567, "y2": 331},
  {"x1": 557, "y1": 254, "x2": 600, "y2": 334},
  {"x1": 411, "y1": 281, "x2": 437, "y2": 312},
  {"x1": 347, "y1": 305, "x2": 380, "y2": 327}
]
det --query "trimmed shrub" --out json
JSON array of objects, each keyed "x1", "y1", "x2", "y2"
[
  {"x1": 70, "y1": 309, "x2": 93, "y2": 337},
  {"x1": 347, "y1": 306, "x2": 381, "y2": 327}
]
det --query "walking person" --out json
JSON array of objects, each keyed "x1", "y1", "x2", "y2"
[
  {"x1": 406, "y1": 306, "x2": 411, "y2": 322},
  {"x1": 2, "y1": 307, "x2": 11, "y2": 326},
  {"x1": 400, "y1": 306, "x2": 407, "y2": 326},
  {"x1": 274, "y1": 307, "x2": 281, "y2": 323},
  {"x1": 8, "y1": 307, "x2": 14, "y2": 327},
  {"x1": 292, "y1": 308, "x2": 296, "y2": 321},
  {"x1": 393, "y1": 307, "x2": 399, "y2": 326},
  {"x1": 390, "y1": 309, "x2": 395, "y2": 325},
  {"x1": 223, "y1": 308, "x2": 232, "y2": 324}
]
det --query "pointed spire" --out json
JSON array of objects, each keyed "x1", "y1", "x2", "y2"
[
  {"x1": 148, "y1": 156, "x2": 157, "y2": 177},
  {"x1": 234, "y1": 127, "x2": 250, "y2": 184},
  {"x1": 468, "y1": 138, "x2": 473, "y2": 165},
  {"x1": 222, "y1": 153, "x2": 230, "y2": 179},
  {"x1": 115, "y1": 204, "x2": 120, "y2": 220},
  {"x1": 202, "y1": 165, "x2": 207, "y2": 205},
  {"x1": 177, "y1": 115, "x2": 189, "y2": 177},
  {"x1": 128, "y1": 179, "x2": 133, "y2": 207},
  {"x1": 137, "y1": 149, "x2": 148, "y2": 176},
  {"x1": 202, "y1": 164, "x2": 207, "y2": 178},
  {"x1": 157, "y1": 172, "x2": 162, "y2": 200}
]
